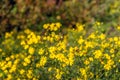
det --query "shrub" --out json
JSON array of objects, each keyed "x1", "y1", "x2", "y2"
[
  {"x1": 0, "y1": 0, "x2": 120, "y2": 34},
  {"x1": 0, "y1": 22, "x2": 120, "y2": 79}
]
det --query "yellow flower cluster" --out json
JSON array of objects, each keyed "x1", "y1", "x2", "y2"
[
  {"x1": 43, "y1": 22, "x2": 61, "y2": 31},
  {"x1": 0, "y1": 22, "x2": 120, "y2": 79}
]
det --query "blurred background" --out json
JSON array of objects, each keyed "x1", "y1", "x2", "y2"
[{"x1": 0, "y1": 0, "x2": 120, "y2": 34}]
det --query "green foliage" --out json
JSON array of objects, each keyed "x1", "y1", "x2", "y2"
[{"x1": 0, "y1": 0, "x2": 120, "y2": 34}]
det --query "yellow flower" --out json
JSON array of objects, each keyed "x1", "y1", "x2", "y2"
[
  {"x1": 80, "y1": 68, "x2": 86, "y2": 76},
  {"x1": 53, "y1": 27, "x2": 58, "y2": 31},
  {"x1": 49, "y1": 53, "x2": 56, "y2": 59},
  {"x1": 28, "y1": 47, "x2": 35, "y2": 55},
  {"x1": 27, "y1": 39, "x2": 33, "y2": 45},
  {"x1": 24, "y1": 45, "x2": 29, "y2": 49},
  {"x1": 9, "y1": 65, "x2": 16, "y2": 73},
  {"x1": 84, "y1": 59, "x2": 90, "y2": 65},
  {"x1": 14, "y1": 59, "x2": 20, "y2": 65},
  {"x1": 20, "y1": 40, "x2": 26, "y2": 45},
  {"x1": 48, "y1": 67, "x2": 52, "y2": 71},
  {"x1": 24, "y1": 29, "x2": 31, "y2": 34},
  {"x1": 56, "y1": 53, "x2": 66, "y2": 62},
  {"x1": 104, "y1": 59, "x2": 114, "y2": 70},
  {"x1": 89, "y1": 33, "x2": 95, "y2": 39},
  {"x1": 117, "y1": 26, "x2": 120, "y2": 30},
  {"x1": 104, "y1": 64, "x2": 111, "y2": 70},
  {"x1": 94, "y1": 50, "x2": 102, "y2": 59},
  {"x1": 7, "y1": 74, "x2": 12, "y2": 79},
  {"x1": 17, "y1": 35, "x2": 25, "y2": 39},
  {"x1": 89, "y1": 57, "x2": 93, "y2": 61},
  {"x1": 55, "y1": 69, "x2": 63, "y2": 80},
  {"x1": 111, "y1": 54, "x2": 115, "y2": 57},
  {"x1": 17, "y1": 78, "x2": 21, "y2": 80},
  {"x1": 50, "y1": 23, "x2": 54, "y2": 31},
  {"x1": 33, "y1": 78, "x2": 38, "y2": 80},
  {"x1": 101, "y1": 43, "x2": 109, "y2": 48},
  {"x1": 56, "y1": 22, "x2": 61, "y2": 28},
  {"x1": 15, "y1": 54, "x2": 19, "y2": 58},
  {"x1": 114, "y1": 37, "x2": 118, "y2": 41},
  {"x1": 7, "y1": 61, "x2": 12, "y2": 67},
  {"x1": 24, "y1": 57, "x2": 31, "y2": 64},
  {"x1": 95, "y1": 21, "x2": 102, "y2": 26},
  {"x1": 49, "y1": 46, "x2": 56, "y2": 53},
  {"x1": 10, "y1": 55, "x2": 15, "y2": 59},
  {"x1": 39, "y1": 56, "x2": 47, "y2": 67},
  {"x1": 36, "y1": 63, "x2": 40, "y2": 68},
  {"x1": 68, "y1": 53, "x2": 74, "y2": 66},
  {"x1": 1, "y1": 65, "x2": 7, "y2": 71},
  {"x1": 78, "y1": 36, "x2": 84, "y2": 44},
  {"x1": 119, "y1": 59, "x2": 120, "y2": 62},
  {"x1": 118, "y1": 40, "x2": 120, "y2": 45},
  {"x1": 99, "y1": 33, "x2": 105, "y2": 40},
  {"x1": 110, "y1": 49, "x2": 114, "y2": 53},
  {"x1": 56, "y1": 73, "x2": 62, "y2": 79},
  {"x1": 55, "y1": 35, "x2": 60, "y2": 41},
  {"x1": 76, "y1": 23, "x2": 84, "y2": 31},
  {"x1": 104, "y1": 54, "x2": 110, "y2": 60},
  {"x1": 5, "y1": 32, "x2": 12, "y2": 38},
  {"x1": 4, "y1": 70, "x2": 8, "y2": 74},
  {"x1": 23, "y1": 62, "x2": 28, "y2": 66},
  {"x1": 38, "y1": 48, "x2": 44, "y2": 55},
  {"x1": 43, "y1": 24, "x2": 49, "y2": 29},
  {"x1": 97, "y1": 22, "x2": 100, "y2": 25},
  {"x1": 27, "y1": 70, "x2": 33, "y2": 79},
  {"x1": 19, "y1": 69, "x2": 25, "y2": 75},
  {"x1": 0, "y1": 48, "x2": 2, "y2": 52},
  {"x1": 5, "y1": 57, "x2": 10, "y2": 61},
  {"x1": 27, "y1": 73, "x2": 32, "y2": 79},
  {"x1": 85, "y1": 41, "x2": 94, "y2": 48}
]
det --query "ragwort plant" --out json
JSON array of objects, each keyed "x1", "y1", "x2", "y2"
[{"x1": 0, "y1": 22, "x2": 120, "y2": 80}]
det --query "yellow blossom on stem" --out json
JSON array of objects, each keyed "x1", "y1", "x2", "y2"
[{"x1": 28, "y1": 47, "x2": 35, "y2": 55}]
